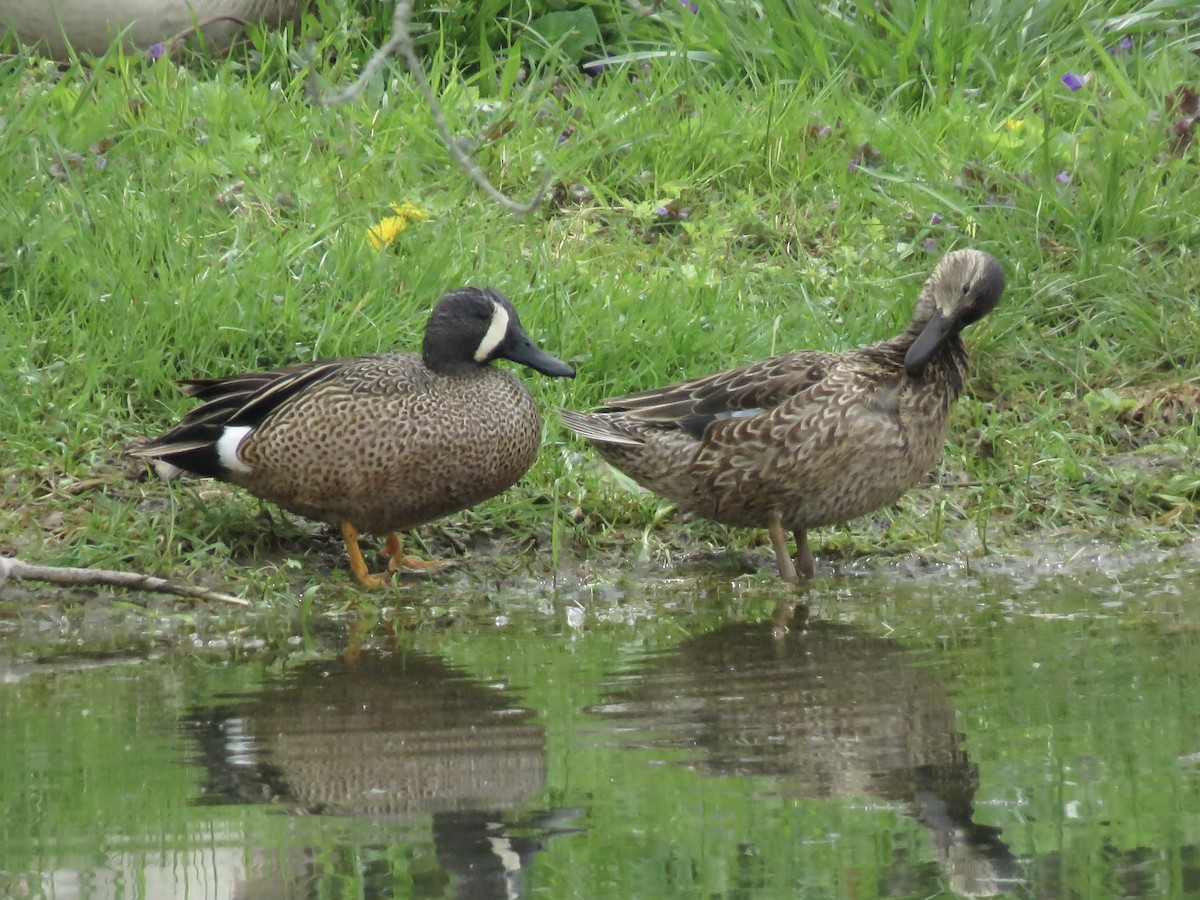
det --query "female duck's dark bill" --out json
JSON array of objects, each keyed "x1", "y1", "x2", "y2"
[{"x1": 904, "y1": 308, "x2": 955, "y2": 376}]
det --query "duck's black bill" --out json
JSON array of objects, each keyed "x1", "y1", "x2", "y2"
[
  {"x1": 503, "y1": 332, "x2": 576, "y2": 378},
  {"x1": 904, "y1": 309, "x2": 954, "y2": 376}
]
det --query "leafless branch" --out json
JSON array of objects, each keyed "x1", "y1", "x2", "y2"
[
  {"x1": 0, "y1": 556, "x2": 251, "y2": 607},
  {"x1": 166, "y1": 13, "x2": 252, "y2": 50},
  {"x1": 313, "y1": 0, "x2": 550, "y2": 215}
]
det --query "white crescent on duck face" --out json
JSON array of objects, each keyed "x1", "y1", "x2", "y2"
[
  {"x1": 560, "y1": 248, "x2": 1005, "y2": 582},
  {"x1": 472, "y1": 301, "x2": 512, "y2": 363},
  {"x1": 135, "y1": 286, "x2": 575, "y2": 588}
]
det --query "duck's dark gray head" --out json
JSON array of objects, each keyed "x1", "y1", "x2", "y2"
[
  {"x1": 423, "y1": 287, "x2": 575, "y2": 378},
  {"x1": 904, "y1": 249, "x2": 1005, "y2": 377}
]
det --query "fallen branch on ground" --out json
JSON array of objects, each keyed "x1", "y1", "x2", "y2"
[
  {"x1": 0, "y1": 557, "x2": 251, "y2": 607},
  {"x1": 311, "y1": 0, "x2": 551, "y2": 214}
]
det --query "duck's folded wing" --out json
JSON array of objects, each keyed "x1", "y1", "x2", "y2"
[
  {"x1": 135, "y1": 359, "x2": 354, "y2": 478},
  {"x1": 601, "y1": 351, "x2": 837, "y2": 439},
  {"x1": 177, "y1": 360, "x2": 349, "y2": 430}
]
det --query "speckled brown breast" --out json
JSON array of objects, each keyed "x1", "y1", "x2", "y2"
[{"x1": 231, "y1": 352, "x2": 543, "y2": 534}]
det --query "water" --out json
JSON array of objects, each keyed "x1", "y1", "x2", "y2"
[{"x1": 3, "y1": 546, "x2": 1200, "y2": 899}]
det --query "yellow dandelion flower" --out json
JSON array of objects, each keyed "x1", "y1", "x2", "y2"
[{"x1": 366, "y1": 202, "x2": 432, "y2": 250}]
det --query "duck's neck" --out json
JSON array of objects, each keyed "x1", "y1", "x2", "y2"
[
  {"x1": 885, "y1": 321, "x2": 970, "y2": 392},
  {"x1": 424, "y1": 351, "x2": 486, "y2": 377}
]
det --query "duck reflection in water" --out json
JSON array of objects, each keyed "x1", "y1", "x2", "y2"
[
  {"x1": 185, "y1": 651, "x2": 580, "y2": 900},
  {"x1": 588, "y1": 604, "x2": 1022, "y2": 897}
]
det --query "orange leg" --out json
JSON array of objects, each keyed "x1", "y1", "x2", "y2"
[
  {"x1": 380, "y1": 532, "x2": 454, "y2": 573},
  {"x1": 340, "y1": 521, "x2": 392, "y2": 588}
]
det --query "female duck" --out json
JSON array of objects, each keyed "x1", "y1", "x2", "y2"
[
  {"x1": 138, "y1": 287, "x2": 574, "y2": 586},
  {"x1": 561, "y1": 249, "x2": 1005, "y2": 581}
]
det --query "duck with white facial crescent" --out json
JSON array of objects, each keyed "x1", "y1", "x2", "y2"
[{"x1": 136, "y1": 287, "x2": 575, "y2": 587}]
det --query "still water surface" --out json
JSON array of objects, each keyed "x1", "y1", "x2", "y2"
[{"x1": 3, "y1": 546, "x2": 1200, "y2": 898}]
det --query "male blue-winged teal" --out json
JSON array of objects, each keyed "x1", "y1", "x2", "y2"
[
  {"x1": 561, "y1": 249, "x2": 1005, "y2": 581},
  {"x1": 137, "y1": 287, "x2": 575, "y2": 587}
]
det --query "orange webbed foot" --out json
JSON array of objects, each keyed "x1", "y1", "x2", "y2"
[
  {"x1": 381, "y1": 533, "x2": 456, "y2": 575},
  {"x1": 341, "y1": 522, "x2": 395, "y2": 588}
]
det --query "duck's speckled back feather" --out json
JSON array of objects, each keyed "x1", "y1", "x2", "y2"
[
  {"x1": 179, "y1": 361, "x2": 348, "y2": 427},
  {"x1": 138, "y1": 360, "x2": 351, "y2": 479},
  {"x1": 599, "y1": 350, "x2": 840, "y2": 439}
]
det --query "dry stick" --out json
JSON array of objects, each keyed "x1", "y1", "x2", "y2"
[
  {"x1": 165, "y1": 13, "x2": 253, "y2": 49},
  {"x1": 0, "y1": 557, "x2": 251, "y2": 607},
  {"x1": 312, "y1": 0, "x2": 551, "y2": 215}
]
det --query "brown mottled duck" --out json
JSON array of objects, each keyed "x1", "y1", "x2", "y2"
[
  {"x1": 560, "y1": 249, "x2": 1005, "y2": 581},
  {"x1": 136, "y1": 287, "x2": 575, "y2": 587}
]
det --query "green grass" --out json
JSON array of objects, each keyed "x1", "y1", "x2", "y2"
[{"x1": 1, "y1": 1, "x2": 1198, "y2": 606}]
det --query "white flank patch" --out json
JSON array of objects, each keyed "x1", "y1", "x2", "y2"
[
  {"x1": 473, "y1": 301, "x2": 511, "y2": 362},
  {"x1": 216, "y1": 425, "x2": 254, "y2": 475}
]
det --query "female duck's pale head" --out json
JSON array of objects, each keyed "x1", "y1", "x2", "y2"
[{"x1": 905, "y1": 249, "x2": 1006, "y2": 376}]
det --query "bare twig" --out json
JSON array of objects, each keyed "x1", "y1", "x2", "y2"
[
  {"x1": 312, "y1": 0, "x2": 551, "y2": 215},
  {"x1": 0, "y1": 556, "x2": 251, "y2": 607},
  {"x1": 165, "y1": 13, "x2": 253, "y2": 49}
]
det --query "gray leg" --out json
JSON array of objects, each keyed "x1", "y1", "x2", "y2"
[
  {"x1": 769, "y1": 512, "x2": 798, "y2": 582},
  {"x1": 792, "y1": 528, "x2": 815, "y2": 579}
]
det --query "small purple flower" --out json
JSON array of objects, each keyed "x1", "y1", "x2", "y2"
[
  {"x1": 1056, "y1": 170, "x2": 1071, "y2": 185},
  {"x1": 1061, "y1": 71, "x2": 1085, "y2": 91},
  {"x1": 147, "y1": 42, "x2": 165, "y2": 61},
  {"x1": 1108, "y1": 36, "x2": 1133, "y2": 56},
  {"x1": 94, "y1": 156, "x2": 107, "y2": 170},
  {"x1": 929, "y1": 212, "x2": 944, "y2": 226},
  {"x1": 655, "y1": 205, "x2": 669, "y2": 217},
  {"x1": 678, "y1": 0, "x2": 698, "y2": 11},
  {"x1": 923, "y1": 238, "x2": 939, "y2": 254}
]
